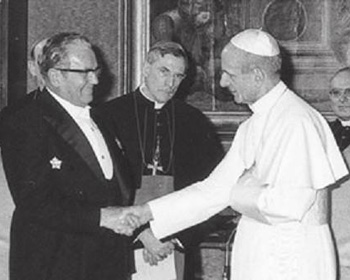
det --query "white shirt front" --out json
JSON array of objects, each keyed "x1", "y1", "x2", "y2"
[
  {"x1": 148, "y1": 81, "x2": 348, "y2": 280},
  {"x1": 48, "y1": 89, "x2": 113, "y2": 179}
]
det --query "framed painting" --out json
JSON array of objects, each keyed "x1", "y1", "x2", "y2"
[{"x1": 130, "y1": 0, "x2": 342, "y2": 128}]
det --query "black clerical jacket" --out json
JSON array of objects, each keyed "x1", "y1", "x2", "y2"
[{"x1": 329, "y1": 119, "x2": 350, "y2": 151}]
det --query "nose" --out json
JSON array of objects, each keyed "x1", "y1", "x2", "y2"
[
  {"x1": 339, "y1": 95, "x2": 349, "y2": 103},
  {"x1": 220, "y1": 73, "x2": 229, "y2": 88},
  {"x1": 166, "y1": 75, "x2": 176, "y2": 88},
  {"x1": 88, "y1": 71, "x2": 99, "y2": 85}
]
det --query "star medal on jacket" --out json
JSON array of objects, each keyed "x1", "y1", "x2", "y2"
[{"x1": 50, "y1": 156, "x2": 62, "y2": 170}]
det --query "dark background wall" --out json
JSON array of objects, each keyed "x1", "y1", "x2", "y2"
[{"x1": 27, "y1": 0, "x2": 126, "y2": 103}]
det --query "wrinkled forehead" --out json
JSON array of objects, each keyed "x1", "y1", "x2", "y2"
[
  {"x1": 221, "y1": 44, "x2": 244, "y2": 69},
  {"x1": 154, "y1": 54, "x2": 186, "y2": 71},
  {"x1": 64, "y1": 42, "x2": 97, "y2": 67}
]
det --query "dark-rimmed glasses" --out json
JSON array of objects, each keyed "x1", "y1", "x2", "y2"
[
  {"x1": 54, "y1": 66, "x2": 101, "y2": 77},
  {"x1": 329, "y1": 88, "x2": 350, "y2": 99}
]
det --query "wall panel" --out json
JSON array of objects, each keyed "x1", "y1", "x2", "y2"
[{"x1": 28, "y1": 0, "x2": 130, "y2": 101}]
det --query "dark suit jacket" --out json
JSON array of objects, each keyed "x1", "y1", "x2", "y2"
[
  {"x1": 0, "y1": 89, "x2": 134, "y2": 280},
  {"x1": 329, "y1": 119, "x2": 350, "y2": 152}
]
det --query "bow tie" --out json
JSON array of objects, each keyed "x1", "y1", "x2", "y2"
[{"x1": 78, "y1": 106, "x2": 91, "y2": 120}]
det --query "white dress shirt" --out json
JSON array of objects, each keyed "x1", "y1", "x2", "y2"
[{"x1": 48, "y1": 89, "x2": 113, "y2": 179}]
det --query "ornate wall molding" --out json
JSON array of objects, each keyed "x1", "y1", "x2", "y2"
[{"x1": 130, "y1": 0, "x2": 150, "y2": 92}]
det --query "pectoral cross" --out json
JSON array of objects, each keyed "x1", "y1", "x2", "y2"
[
  {"x1": 147, "y1": 135, "x2": 163, "y2": 175},
  {"x1": 147, "y1": 158, "x2": 164, "y2": 176}
]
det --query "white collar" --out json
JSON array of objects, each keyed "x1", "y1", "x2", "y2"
[
  {"x1": 47, "y1": 88, "x2": 91, "y2": 119},
  {"x1": 140, "y1": 84, "x2": 166, "y2": 109},
  {"x1": 249, "y1": 81, "x2": 287, "y2": 114}
]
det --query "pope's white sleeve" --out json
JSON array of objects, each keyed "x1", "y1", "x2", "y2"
[{"x1": 149, "y1": 138, "x2": 246, "y2": 239}]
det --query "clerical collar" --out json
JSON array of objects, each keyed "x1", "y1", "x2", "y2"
[
  {"x1": 340, "y1": 119, "x2": 350, "y2": 127},
  {"x1": 47, "y1": 87, "x2": 91, "y2": 120},
  {"x1": 139, "y1": 84, "x2": 165, "y2": 109},
  {"x1": 249, "y1": 81, "x2": 287, "y2": 114}
]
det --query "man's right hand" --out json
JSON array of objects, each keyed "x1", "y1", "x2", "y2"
[
  {"x1": 124, "y1": 204, "x2": 154, "y2": 225},
  {"x1": 100, "y1": 204, "x2": 154, "y2": 236},
  {"x1": 100, "y1": 207, "x2": 141, "y2": 236}
]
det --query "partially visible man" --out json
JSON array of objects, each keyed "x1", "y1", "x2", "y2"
[
  {"x1": 0, "y1": 150, "x2": 14, "y2": 280},
  {"x1": 0, "y1": 32, "x2": 140, "y2": 280},
  {"x1": 93, "y1": 40, "x2": 224, "y2": 280},
  {"x1": 28, "y1": 37, "x2": 48, "y2": 92},
  {"x1": 328, "y1": 67, "x2": 350, "y2": 280},
  {"x1": 0, "y1": 37, "x2": 49, "y2": 280},
  {"x1": 129, "y1": 29, "x2": 348, "y2": 280}
]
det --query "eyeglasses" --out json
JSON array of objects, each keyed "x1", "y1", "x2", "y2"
[
  {"x1": 329, "y1": 88, "x2": 350, "y2": 99},
  {"x1": 54, "y1": 66, "x2": 101, "y2": 77}
]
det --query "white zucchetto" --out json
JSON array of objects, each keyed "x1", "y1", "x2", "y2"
[{"x1": 230, "y1": 29, "x2": 280, "y2": 57}]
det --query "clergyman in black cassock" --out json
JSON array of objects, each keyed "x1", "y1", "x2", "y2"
[{"x1": 93, "y1": 41, "x2": 224, "y2": 280}]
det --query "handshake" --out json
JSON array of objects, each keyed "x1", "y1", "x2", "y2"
[
  {"x1": 101, "y1": 204, "x2": 176, "y2": 265},
  {"x1": 100, "y1": 204, "x2": 154, "y2": 236}
]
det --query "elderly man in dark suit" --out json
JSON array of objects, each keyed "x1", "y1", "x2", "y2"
[{"x1": 0, "y1": 32, "x2": 140, "y2": 280}]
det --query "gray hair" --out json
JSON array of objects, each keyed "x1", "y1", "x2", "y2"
[
  {"x1": 146, "y1": 40, "x2": 189, "y2": 71},
  {"x1": 39, "y1": 32, "x2": 92, "y2": 78}
]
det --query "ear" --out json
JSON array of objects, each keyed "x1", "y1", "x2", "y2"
[
  {"x1": 143, "y1": 62, "x2": 151, "y2": 77},
  {"x1": 28, "y1": 61, "x2": 36, "y2": 77},
  {"x1": 47, "y1": 68, "x2": 62, "y2": 87},
  {"x1": 253, "y1": 67, "x2": 265, "y2": 84}
]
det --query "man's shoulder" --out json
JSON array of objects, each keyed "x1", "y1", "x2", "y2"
[
  {"x1": 0, "y1": 91, "x2": 40, "y2": 122},
  {"x1": 274, "y1": 90, "x2": 321, "y2": 119},
  {"x1": 97, "y1": 92, "x2": 134, "y2": 111},
  {"x1": 174, "y1": 98, "x2": 201, "y2": 112},
  {"x1": 173, "y1": 99, "x2": 210, "y2": 120},
  {"x1": 0, "y1": 91, "x2": 43, "y2": 144}
]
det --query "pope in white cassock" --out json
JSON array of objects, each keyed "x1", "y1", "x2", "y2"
[{"x1": 133, "y1": 29, "x2": 348, "y2": 280}]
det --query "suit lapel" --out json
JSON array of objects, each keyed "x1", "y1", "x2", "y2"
[{"x1": 38, "y1": 90, "x2": 105, "y2": 181}]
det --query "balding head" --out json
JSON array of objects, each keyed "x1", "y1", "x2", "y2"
[{"x1": 329, "y1": 67, "x2": 350, "y2": 121}]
